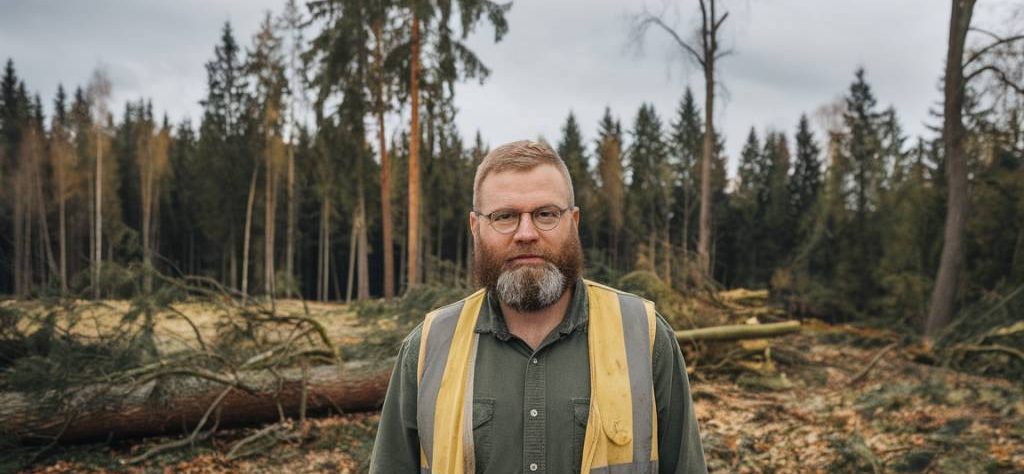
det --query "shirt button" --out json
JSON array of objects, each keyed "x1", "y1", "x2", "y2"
[
  {"x1": 529, "y1": 463, "x2": 538, "y2": 471},
  {"x1": 531, "y1": 358, "x2": 538, "y2": 364},
  {"x1": 530, "y1": 409, "x2": 538, "y2": 417}
]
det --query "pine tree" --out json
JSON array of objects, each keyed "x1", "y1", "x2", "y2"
[
  {"x1": 669, "y1": 88, "x2": 702, "y2": 274},
  {"x1": 627, "y1": 103, "x2": 673, "y2": 277},
  {"x1": 557, "y1": 112, "x2": 595, "y2": 248},
  {"x1": 595, "y1": 107, "x2": 626, "y2": 273},
  {"x1": 790, "y1": 114, "x2": 822, "y2": 223},
  {"x1": 198, "y1": 22, "x2": 252, "y2": 290}
]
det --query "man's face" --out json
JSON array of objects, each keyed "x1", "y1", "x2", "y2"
[{"x1": 471, "y1": 164, "x2": 584, "y2": 312}]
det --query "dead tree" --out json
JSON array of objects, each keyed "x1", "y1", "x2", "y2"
[
  {"x1": 927, "y1": 0, "x2": 1024, "y2": 339},
  {"x1": 632, "y1": 0, "x2": 730, "y2": 278}
]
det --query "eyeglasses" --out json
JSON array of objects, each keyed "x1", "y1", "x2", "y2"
[{"x1": 474, "y1": 206, "x2": 572, "y2": 234}]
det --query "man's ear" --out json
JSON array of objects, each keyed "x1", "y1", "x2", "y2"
[
  {"x1": 469, "y1": 211, "x2": 479, "y2": 240},
  {"x1": 572, "y1": 206, "x2": 580, "y2": 227}
]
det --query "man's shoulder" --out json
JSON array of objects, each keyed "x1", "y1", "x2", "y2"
[
  {"x1": 582, "y1": 278, "x2": 654, "y2": 305},
  {"x1": 400, "y1": 287, "x2": 488, "y2": 353}
]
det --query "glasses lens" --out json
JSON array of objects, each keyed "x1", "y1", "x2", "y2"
[
  {"x1": 533, "y1": 207, "x2": 562, "y2": 230},
  {"x1": 490, "y1": 210, "x2": 518, "y2": 233}
]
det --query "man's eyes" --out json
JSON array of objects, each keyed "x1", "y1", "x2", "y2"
[
  {"x1": 536, "y1": 209, "x2": 558, "y2": 219},
  {"x1": 492, "y1": 211, "x2": 516, "y2": 221}
]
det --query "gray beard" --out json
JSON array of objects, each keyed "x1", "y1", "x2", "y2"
[{"x1": 495, "y1": 261, "x2": 566, "y2": 312}]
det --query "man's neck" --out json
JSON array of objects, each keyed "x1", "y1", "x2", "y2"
[{"x1": 499, "y1": 286, "x2": 573, "y2": 351}]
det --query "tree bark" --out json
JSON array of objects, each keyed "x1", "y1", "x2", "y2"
[
  {"x1": 264, "y1": 138, "x2": 276, "y2": 298},
  {"x1": 241, "y1": 167, "x2": 260, "y2": 299},
  {"x1": 374, "y1": 19, "x2": 395, "y2": 300},
  {"x1": 94, "y1": 128, "x2": 102, "y2": 300},
  {"x1": 357, "y1": 193, "x2": 370, "y2": 300},
  {"x1": 0, "y1": 360, "x2": 393, "y2": 444},
  {"x1": 926, "y1": 0, "x2": 975, "y2": 339},
  {"x1": 676, "y1": 320, "x2": 801, "y2": 342},
  {"x1": 696, "y1": 0, "x2": 720, "y2": 278},
  {"x1": 407, "y1": 11, "x2": 422, "y2": 291},
  {"x1": 286, "y1": 143, "x2": 296, "y2": 298}
]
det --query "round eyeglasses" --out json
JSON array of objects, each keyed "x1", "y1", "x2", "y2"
[{"x1": 474, "y1": 206, "x2": 572, "y2": 234}]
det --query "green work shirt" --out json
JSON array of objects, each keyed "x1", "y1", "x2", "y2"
[{"x1": 368, "y1": 279, "x2": 708, "y2": 474}]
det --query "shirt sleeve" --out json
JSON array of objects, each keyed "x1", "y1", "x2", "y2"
[
  {"x1": 368, "y1": 325, "x2": 423, "y2": 474},
  {"x1": 653, "y1": 314, "x2": 708, "y2": 474}
]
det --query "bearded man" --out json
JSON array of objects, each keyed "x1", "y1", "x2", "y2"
[{"x1": 369, "y1": 140, "x2": 707, "y2": 474}]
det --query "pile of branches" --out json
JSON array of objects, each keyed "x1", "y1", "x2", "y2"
[
  {"x1": 935, "y1": 284, "x2": 1024, "y2": 381},
  {"x1": 0, "y1": 271, "x2": 389, "y2": 471}
]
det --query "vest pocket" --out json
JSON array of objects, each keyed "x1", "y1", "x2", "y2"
[
  {"x1": 571, "y1": 398, "x2": 590, "y2": 473},
  {"x1": 472, "y1": 398, "x2": 495, "y2": 467}
]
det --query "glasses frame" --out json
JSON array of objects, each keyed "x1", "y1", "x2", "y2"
[{"x1": 473, "y1": 206, "x2": 573, "y2": 234}]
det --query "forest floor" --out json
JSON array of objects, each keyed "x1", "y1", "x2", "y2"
[{"x1": 8, "y1": 293, "x2": 1024, "y2": 474}]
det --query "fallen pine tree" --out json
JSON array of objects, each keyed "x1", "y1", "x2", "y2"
[
  {"x1": 2, "y1": 320, "x2": 802, "y2": 446},
  {"x1": 676, "y1": 320, "x2": 802, "y2": 342},
  {"x1": 0, "y1": 359, "x2": 393, "y2": 444}
]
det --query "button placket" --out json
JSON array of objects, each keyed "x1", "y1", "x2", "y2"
[{"x1": 524, "y1": 352, "x2": 545, "y2": 473}]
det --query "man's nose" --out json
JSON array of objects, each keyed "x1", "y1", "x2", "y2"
[{"x1": 513, "y1": 212, "x2": 540, "y2": 243}]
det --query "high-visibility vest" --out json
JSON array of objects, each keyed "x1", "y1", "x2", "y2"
[{"x1": 416, "y1": 279, "x2": 659, "y2": 473}]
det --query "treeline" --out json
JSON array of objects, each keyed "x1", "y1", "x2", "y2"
[{"x1": 1, "y1": 1, "x2": 1023, "y2": 330}]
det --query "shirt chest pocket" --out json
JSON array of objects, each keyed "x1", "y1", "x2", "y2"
[
  {"x1": 472, "y1": 398, "x2": 496, "y2": 468},
  {"x1": 571, "y1": 398, "x2": 590, "y2": 473}
]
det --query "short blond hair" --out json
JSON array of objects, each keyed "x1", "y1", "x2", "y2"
[{"x1": 472, "y1": 140, "x2": 575, "y2": 211}]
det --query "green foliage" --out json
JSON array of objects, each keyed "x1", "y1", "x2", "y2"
[
  {"x1": 349, "y1": 283, "x2": 472, "y2": 359},
  {"x1": 616, "y1": 270, "x2": 690, "y2": 328}
]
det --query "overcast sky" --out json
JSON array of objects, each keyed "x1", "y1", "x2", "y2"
[{"x1": 1, "y1": 0, "x2": 1017, "y2": 174}]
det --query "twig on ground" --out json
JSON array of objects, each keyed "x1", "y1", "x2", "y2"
[
  {"x1": 848, "y1": 342, "x2": 898, "y2": 386},
  {"x1": 123, "y1": 385, "x2": 233, "y2": 464}
]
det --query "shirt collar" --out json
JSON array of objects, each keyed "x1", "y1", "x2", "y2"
[{"x1": 475, "y1": 278, "x2": 589, "y2": 340}]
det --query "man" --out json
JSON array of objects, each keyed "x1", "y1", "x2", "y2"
[{"x1": 370, "y1": 140, "x2": 707, "y2": 473}]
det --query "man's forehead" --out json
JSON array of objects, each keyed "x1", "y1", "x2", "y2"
[{"x1": 477, "y1": 164, "x2": 571, "y2": 208}]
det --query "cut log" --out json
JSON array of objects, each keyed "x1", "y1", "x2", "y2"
[
  {"x1": 1, "y1": 359, "x2": 393, "y2": 443},
  {"x1": 676, "y1": 320, "x2": 802, "y2": 342}
]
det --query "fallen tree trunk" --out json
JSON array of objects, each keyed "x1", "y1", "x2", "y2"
[
  {"x1": 676, "y1": 320, "x2": 802, "y2": 342},
  {"x1": 1, "y1": 359, "x2": 393, "y2": 443},
  {"x1": 3, "y1": 320, "x2": 802, "y2": 445}
]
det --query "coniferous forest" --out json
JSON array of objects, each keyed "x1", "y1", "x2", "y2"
[{"x1": 2, "y1": 0, "x2": 1024, "y2": 471}]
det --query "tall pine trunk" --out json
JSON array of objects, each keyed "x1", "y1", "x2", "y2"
[
  {"x1": 286, "y1": 143, "x2": 296, "y2": 298},
  {"x1": 242, "y1": 167, "x2": 259, "y2": 299},
  {"x1": 93, "y1": 129, "x2": 102, "y2": 299},
  {"x1": 142, "y1": 136, "x2": 153, "y2": 294},
  {"x1": 264, "y1": 141, "x2": 276, "y2": 297},
  {"x1": 317, "y1": 197, "x2": 331, "y2": 302},
  {"x1": 357, "y1": 193, "x2": 370, "y2": 300},
  {"x1": 373, "y1": 19, "x2": 395, "y2": 300},
  {"x1": 697, "y1": 45, "x2": 715, "y2": 278},
  {"x1": 407, "y1": 11, "x2": 422, "y2": 290},
  {"x1": 926, "y1": 0, "x2": 975, "y2": 339}
]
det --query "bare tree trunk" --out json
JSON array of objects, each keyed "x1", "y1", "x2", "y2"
[
  {"x1": 242, "y1": 168, "x2": 260, "y2": 299},
  {"x1": 32, "y1": 149, "x2": 57, "y2": 279},
  {"x1": 357, "y1": 193, "x2": 370, "y2": 300},
  {"x1": 663, "y1": 223, "x2": 671, "y2": 287},
  {"x1": 407, "y1": 12, "x2": 422, "y2": 291},
  {"x1": 13, "y1": 176, "x2": 25, "y2": 296},
  {"x1": 374, "y1": 19, "x2": 395, "y2": 300},
  {"x1": 58, "y1": 169, "x2": 67, "y2": 293},
  {"x1": 229, "y1": 231, "x2": 238, "y2": 290},
  {"x1": 94, "y1": 131, "x2": 103, "y2": 299},
  {"x1": 286, "y1": 143, "x2": 296, "y2": 298},
  {"x1": 926, "y1": 0, "x2": 975, "y2": 339},
  {"x1": 317, "y1": 198, "x2": 331, "y2": 302},
  {"x1": 697, "y1": 26, "x2": 716, "y2": 278},
  {"x1": 346, "y1": 211, "x2": 357, "y2": 304},
  {"x1": 142, "y1": 135, "x2": 153, "y2": 294},
  {"x1": 682, "y1": 183, "x2": 691, "y2": 286},
  {"x1": 264, "y1": 142, "x2": 276, "y2": 298},
  {"x1": 0, "y1": 360, "x2": 393, "y2": 444}
]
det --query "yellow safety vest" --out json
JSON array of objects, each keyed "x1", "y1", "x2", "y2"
[{"x1": 416, "y1": 279, "x2": 659, "y2": 473}]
